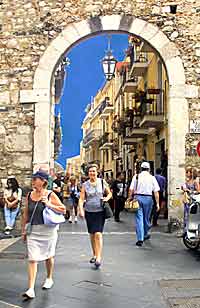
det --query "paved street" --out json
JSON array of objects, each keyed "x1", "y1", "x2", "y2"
[{"x1": 0, "y1": 212, "x2": 200, "y2": 308}]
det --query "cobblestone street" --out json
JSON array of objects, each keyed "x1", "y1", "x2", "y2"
[{"x1": 0, "y1": 213, "x2": 200, "y2": 308}]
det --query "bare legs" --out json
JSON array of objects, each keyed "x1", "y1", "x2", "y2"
[
  {"x1": 28, "y1": 261, "x2": 37, "y2": 289},
  {"x1": 27, "y1": 257, "x2": 54, "y2": 290},
  {"x1": 90, "y1": 232, "x2": 103, "y2": 262},
  {"x1": 45, "y1": 257, "x2": 54, "y2": 279}
]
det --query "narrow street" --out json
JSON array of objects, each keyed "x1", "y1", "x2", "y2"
[{"x1": 0, "y1": 213, "x2": 200, "y2": 308}]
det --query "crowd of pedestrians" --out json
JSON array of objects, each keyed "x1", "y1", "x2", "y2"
[{"x1": 3, "y1": 160, "x2": 197, "y2": 301}]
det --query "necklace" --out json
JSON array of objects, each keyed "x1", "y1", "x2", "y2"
[{"x1": 89, "y1": 180, "x2": 97, "y2": 187}]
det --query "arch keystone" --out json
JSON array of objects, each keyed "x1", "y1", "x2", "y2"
[{"x1": 101, "y1": 15, "x2": 121, "y2": 31}]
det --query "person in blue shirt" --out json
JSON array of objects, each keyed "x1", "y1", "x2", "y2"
[{"x1": 152, "y1": 168, "x2": 166, "y2": 226}]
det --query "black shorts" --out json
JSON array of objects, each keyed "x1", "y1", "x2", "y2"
[{"x1": 85, "y1": 211, "x2": 105, "y2": 234}]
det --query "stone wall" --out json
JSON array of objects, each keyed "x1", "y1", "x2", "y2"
[{"x1": 0, "y1": 0, "x2": 199, "y2": 189}]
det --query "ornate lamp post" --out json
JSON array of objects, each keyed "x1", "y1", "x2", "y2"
[{"x1": 102, "y1": 36, "x2": 117, "y2": 81}]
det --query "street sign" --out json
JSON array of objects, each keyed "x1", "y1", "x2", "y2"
[
  {"x1": 197, "y1": 141, "x2": 200, "y2": 157},
  {"x1": 190, "y1": 119, "x2": 200, "y2": 133}
]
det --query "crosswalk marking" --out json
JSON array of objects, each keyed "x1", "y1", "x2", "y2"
[{"x1": 0, "y1": 300, "x2": 22, "y2": 308}]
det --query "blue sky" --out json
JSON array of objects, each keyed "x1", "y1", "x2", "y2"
[{"x1": 56, "y1": 33, "x2": 129, "y2": 168}]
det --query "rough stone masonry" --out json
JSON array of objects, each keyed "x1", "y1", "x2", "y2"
[{"x1": 0, "y1": 0, "x2": 199, "y2": 191}]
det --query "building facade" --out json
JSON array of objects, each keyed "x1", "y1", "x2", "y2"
[
  {"x1": 82, "y1": 36, "x2": 168, "y2": 181},
  {"x1": 82, "y1": 80, "x2": 115, "y2": 177},
  {"x1": 66, "y1": 155, "x2": 81, "y2": 178}
]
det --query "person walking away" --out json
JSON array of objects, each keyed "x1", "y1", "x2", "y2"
[
  {"x1": 21, "y1": 171, "x2": 66, "y2": 299},
  {"x1": 53, "y1": 172, "x2": 64, "y2": 202},
  {"x1": 78, "y1": 164, "x2": 112, "y2": 269},
  {"x1": 111, "y1": 172, "x2": 127, "y2": 222},
  {"x1": 67, "y1": 176, "x2": 80, "y2": 223},
  {"x1": 152, "y1": 168, "x2": 167, "y2": 226},
  {"x1": 3, "y1": 176, "x2": 22, "y2": 235},
  {"x1": 62, "y1": 176, "x2": 71, "y2": 220},
  {"x1": 47, "y1": 168, "x2": 55, "y2": 191},
  {"x1": 129, "y1": 162, "x2": 160, "y2": 247}
]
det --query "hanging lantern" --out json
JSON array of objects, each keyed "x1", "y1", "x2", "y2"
[{"x1": 101, "y1": 36, "x2": 117, "y2": 81}]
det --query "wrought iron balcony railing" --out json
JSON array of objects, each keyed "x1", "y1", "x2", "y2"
[
  {"x1": 99, "y1": 132, "x2": 113, "y2": 148},
  {"x1": 82, "y1": 129, "x2": 101, "y2": 148},
  {"x1": 99, "y1": 97, "x2": 113, "y2": 115}
]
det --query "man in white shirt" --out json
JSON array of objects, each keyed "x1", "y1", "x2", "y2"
[{"x1": 129, "y1": 162, "x2": 160, "y2": 246}]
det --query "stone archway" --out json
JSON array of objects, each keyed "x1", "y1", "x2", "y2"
[{"x1": 23, "y1": 15, "x2": 188, "y2": 217}]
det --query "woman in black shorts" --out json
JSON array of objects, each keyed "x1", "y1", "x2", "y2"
[{"x1": 78, "y1": 164, "x2": 112, "y2": 269}]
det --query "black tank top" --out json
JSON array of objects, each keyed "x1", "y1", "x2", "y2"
[{"x1": 28, "y1": 192, "x2": 51, "y2": 225}]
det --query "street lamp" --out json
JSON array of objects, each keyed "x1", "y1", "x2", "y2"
[{"x1": 102, "y1": 36, "x2": 117, "y2": 81}]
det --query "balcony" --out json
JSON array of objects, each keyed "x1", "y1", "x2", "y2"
[
  {"x1": 112, "y1": 138, "x2": 119, "y2": 153},
  {"x1": 82, "y1": 129, "x2": 101, "y2": 148},
  {"x1": 123, "y1": 79, "x2": 138, "y2": 93},
  {"x1": 139, "y1": 90, "x2": 165, "y2": 129},
  {"x1": 123, "y1": 137, "x2": 142, "y2": 145},
  {"x1": 99, "y1": 97, "x2": 113, "y2": 119},
  {"x1": 121, "y1": 69, "x2": 139, "y2": 93},
  {"x1": 111, "y1": 116, "x2": 126, "y2": 135},
  {"x1": 99, "y1": 132, "x2": 113, "y2": 150},
  {"x1": 130, "y1": 53, "x2": 149, "y2": 77},
  {"x1": 128, "y1": 128, "x2": 149, "y2": 138}
]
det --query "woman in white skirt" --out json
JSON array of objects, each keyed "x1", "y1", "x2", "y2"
[{"x1": 22, "y1": 170, "x2": 66, "y2": 299}]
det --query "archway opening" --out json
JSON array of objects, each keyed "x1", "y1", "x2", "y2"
[
  {"x1": 49, "y1": 32, "x2": 169, "y2": 222},
  {"x1": 30, "y1": 16, "x2": 188, "y2": 222}
]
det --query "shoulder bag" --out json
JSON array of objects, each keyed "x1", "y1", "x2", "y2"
[
  {"x1": 124, "y1": 174, "x2": 140, "y2": 212},
  {"x1": 25, "y1": 193, "x2": 39, "y2": 235},
  {"x1": 43, "y1": 192, "x2": 65, "y2": 225},
  {"x1": 101, "y1": 179, "x2": 113, "y2": 219}
]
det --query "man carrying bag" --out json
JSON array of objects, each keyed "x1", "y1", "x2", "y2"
[{"x1": 129, "y1": 162, "x2": 160, "y2": 247}]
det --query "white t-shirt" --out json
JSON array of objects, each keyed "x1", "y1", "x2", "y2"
[{"x1": 130, "y1": 171, "x2": 160, "y2": 195}]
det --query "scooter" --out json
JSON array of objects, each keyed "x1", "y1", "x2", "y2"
[{"x1": 183, "y1": 192, "x2": 200, "y2": 250}]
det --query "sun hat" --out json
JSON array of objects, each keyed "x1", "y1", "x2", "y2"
[
  {"x1": 32, "y1": 171, "x2": 49, "y2": 181},
  {"x1": 141, "y1": 161, "x2": 150, "y2": 169}
]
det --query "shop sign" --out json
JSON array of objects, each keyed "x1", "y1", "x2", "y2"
[{"x1": 190, "y1": 120, "x2": 200, "y2": 133}]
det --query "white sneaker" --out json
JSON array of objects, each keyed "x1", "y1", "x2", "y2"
[
  {"x1": 68, "y1": 216, "x2": 72, "y2": 223},
  {"x1": 42, "y1": 278, "x2": 54, "y2": 289},
  {"x1": 22, "y1": 288, "x2": 35, "y2": 299},
  {"x1": 74, "y1": 217, "x2": 78, "y2": 223}
]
